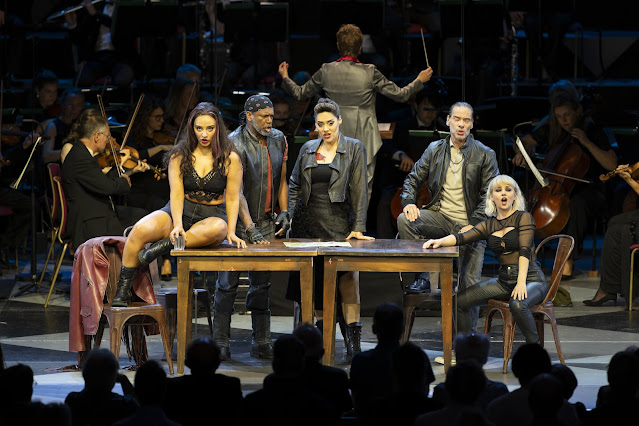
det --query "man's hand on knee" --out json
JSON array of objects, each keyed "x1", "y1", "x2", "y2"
[{"x1": 402, "y1": 204, "x2": 421, "y2": 222}]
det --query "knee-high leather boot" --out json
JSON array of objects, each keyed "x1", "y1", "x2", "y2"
[
  {"x1": 346, "y1": 322, "x2": 363, "y2": 362},
  {"x1": 112, "y1": 266, "x2": 137, "y2": 307},
  {"x1": 138, "y1": 238, "x2": 173, "y2": 267}
]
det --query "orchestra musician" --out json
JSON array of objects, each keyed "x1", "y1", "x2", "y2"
[
  {"x1": 110, "y1": 102, "x2": 245, "y2": 307},
  {"x1": 41, "y1": 88, "x2": 85, "y2": 165},
  {"x1": 32, "y1": 69, "x2": 61, "y2": 122},
  {"x1": 520, "y1": 92, "x2": 617, "y2": 280},
  {"x1": 278, "y1": 23, "x2": 433, "y2": 202},
  {"x1": 61, "y1": 109, "x2": 149, "y2": 252},
  {"x1": 398, "y1": 101, "x2": 499, "y2": 332},
  {"x1": 164, "y1": 78, "x2": 199, "y2": 136},
  {"x1": 584, "y1": 164, "x2": 639, "y2": 307}
]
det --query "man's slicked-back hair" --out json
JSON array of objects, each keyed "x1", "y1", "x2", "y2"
[{"x1": 336, "y1": 24, "x2": 363, "y2": 57}]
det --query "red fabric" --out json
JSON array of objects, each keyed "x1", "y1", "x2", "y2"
[
  {"x1": 68, "y1": 236, "x2": 156, "y2": 352},
  {"x1": 337, "y1": 55, "x2": 360, "y2": 63},
  {"x1": 631, "y1": 244, "x2": 639, "y2": 250}
]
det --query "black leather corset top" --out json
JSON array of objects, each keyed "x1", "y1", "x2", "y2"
[{"x1": 183, "y1": 165, "x2": 226, "y2": 202}]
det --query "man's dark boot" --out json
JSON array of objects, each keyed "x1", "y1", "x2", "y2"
[
  {"x1": 345, "y1": 322, "x2": 363, "y2": 362},
  {"x1": 405, "y1": 277, "x2": 431, "y2": 294},
  {"x1": 250, "y1": 311, "x2": 273, "y2": 359},
  {"x1": 138, "y1": 238, "x2": 173, "y2": 267},
  {"x1": 212, "y1": 310, "x2": 232, "y2": 361},
  {"x1": 112, "y1": 266, "x2": 137, "y2": 307}
]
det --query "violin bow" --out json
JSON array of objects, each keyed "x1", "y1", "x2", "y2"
[
  {"x1": 515, "y1": 136, "x2": 548, "y2": 188},
  {"x1": 97, "y1": 94, "x2": 122, "y2": 177},
  {"x1": 174, "y1": 81, "x2": 198, "y2": 145},
  {"x1": 120, "y1": 93, "x2": 145, "y2": 151}
]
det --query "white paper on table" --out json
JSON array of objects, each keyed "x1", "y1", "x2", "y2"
[
  {"x1": 284, "y1": 241, "x2": 352, "y2": 248},
  {"x1": 378, "y1": 123, "x2": 391, "y2": 131}
]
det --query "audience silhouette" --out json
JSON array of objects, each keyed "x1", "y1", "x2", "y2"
[
  {"x1": 164, "y1": 337, "x2": 242, "y2": 426},
  {"x1": 64, "y1": 349, "x2": 138, "y2": 426},
  {"x1": 243, "y1": 334, "x2": 337, "y2": 426},
  {"x1": 432, "y1": 332, "x2": 508, "y2": 411},
  {"x1": 292, "y1": 323, "x2": 353, "y2": 417},
  {"x1": 350, "y1": 302, "x2": 404, "y2": 424},
  {"x1": 113, "y1": 360, "x2": 178, "y2": 426}
]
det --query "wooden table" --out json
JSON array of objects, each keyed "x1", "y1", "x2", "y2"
[
  {"x1": 319, "y1": 239, "x2": 459, "y2": 371},
  {"x1": 172, "y1": 239, "x2": 318, "y2": 375}
]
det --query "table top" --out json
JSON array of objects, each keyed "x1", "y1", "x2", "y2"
[
  {"x1": 171, "y1": 238, "x2": 319, "y2": 257},
  {"x1": 317, "y1": 239, "x2": 459, "y2": 257}
]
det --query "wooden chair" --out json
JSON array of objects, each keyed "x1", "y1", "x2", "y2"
[
  {"x1": 37, "y1": 163, "x2": 62, "y2": 291},
  {"x1": 43, "y1": 176, "x2": 71, "y2": 308},
  {"x1": 628, "y1": 244, "x2": 639, "y2": 311},
  {"x1": 93, "y1": 244, "x2": 174, "y2": 375},
  {"x1": 484, "y1": 234, "x2": 575, "y2": 373}
]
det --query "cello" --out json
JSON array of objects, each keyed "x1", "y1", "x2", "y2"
[{"x1": 526, "y1": 131, "x2": 591, "y2": 239}]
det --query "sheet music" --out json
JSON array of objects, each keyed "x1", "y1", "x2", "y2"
[
  {"x1": 516, "y1": 137, "x2": 548, "y2": 188},
  {"x1": 378, "y1": 123, "x2": 391, "y2": 131}
]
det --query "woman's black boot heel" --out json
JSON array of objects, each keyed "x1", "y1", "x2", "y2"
[
  {"x1": 112, "y1": 266, "x2": 137, "y2": 307},
  {"x1": 138, "y1": 238, "x2": 173, "y2": 267}
]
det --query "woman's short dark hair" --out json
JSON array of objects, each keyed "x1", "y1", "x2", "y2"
[
  {"x1": 336, "y1": 24, "x2": 363, "y2": 57},
  {"x1": 34, "y1": 69, "x2": 58, "y2": 90},
  {"x1": 314, "y1": 98, "x2": 341, "y2": 119}
]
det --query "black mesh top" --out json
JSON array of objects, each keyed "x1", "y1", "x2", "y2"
[{"x1": 455, "y1": 210, "x2": 536, "y2": 264}]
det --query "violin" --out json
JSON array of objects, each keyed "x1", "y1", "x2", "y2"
[
  {"x1": 97, "y1": 137, "x2": 144, "y2": 170},
  {"x1": 152, "y1": 129, "x2": 175, "y2": 146},
  {"x1": 1, "y1": 124, "x2": 35, "y2": 146},
  {"x1": 600, "y1": 162, "x2": 639, "y2": 182}
]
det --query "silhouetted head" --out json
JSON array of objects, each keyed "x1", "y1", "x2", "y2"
[
  {"x1": 511, "y1": 344, "x2": 551, "y2": 387},
  {"x1": 336, "y1": 24, "x2": 363, "y2": 57},
  {"x1": 292, "y1": 323, "x2": 324, "y2": 362},
  {"x1": 134, "y1": 360, "x2": 167, "y2": 406},
  {"x1": 550, "y1": 364, "x2": 578, "y2": 400},
  {"x1": 372, "y1": 302, "x2": 404, "y2": 344},
  {"x1": 185, "y1": 337, "x2": 221, "y2": 375},
  {"x1": 0, "y1": 364, "x2": 34, "y2": 406},
  {"x1": 272, "y1": 334, "x2": 305, "y2": 377},
  {"x1": 392, "y1": 342, "x2": 435, "y2": 393},
  {"x1": 454, "y1": 332, "x2": 490, "y2": 367},
  {"x1": 82, "y1": 349, "x2": 119, "y2": 393},
  {"x1": 445, "y1": 362, "x2": 486, "y2": 405},
  {"x1": 528, "y1": 373, "x2": 564, "y2": 421},
  {"x1": 607, "y1": 350, "x2": 639, "y2": 395}
]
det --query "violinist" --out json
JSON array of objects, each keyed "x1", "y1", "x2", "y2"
[
  {"x1": 110, "y1": 102, "x2": 245, "y2": 307},
  {"x1": 526, "y1": 92, "x2": 616, "y2": 279},
  {"x1": 584, "y1": 164, "x2": 639, "y2": 308},
  {"x1": 61, "y1": 109, "x2": 149, "y2": 251},
  {"x1": 41, "y1": 89, "x2": 85, "y2": 165}
]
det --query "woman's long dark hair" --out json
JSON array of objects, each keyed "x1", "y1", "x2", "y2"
[
  {"x1": 164, "y1": 102, "x2": 235, "y2": 177},
  {"x1": 129, "y1": 95, "x2": 165, "y2": 145}
]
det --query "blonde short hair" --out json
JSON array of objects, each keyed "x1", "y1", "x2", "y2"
[{"x1": 484, "y1": 174, "x2": 526, "y2": 217}]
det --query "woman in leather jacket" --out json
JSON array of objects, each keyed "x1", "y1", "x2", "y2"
[{"x1": 287, "y1": 98, "x2": 374, "y2": 361}]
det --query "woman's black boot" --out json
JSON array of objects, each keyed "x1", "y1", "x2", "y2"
[
  {"x1": 346, "y1": 322, "x2": 363, "y2": 361},
  {"x1": 138, "y1": 238, "x2": 173, "y2": 267},
  {"x1": 112, "y1": 266, "x2": 137, "y2": 307}
]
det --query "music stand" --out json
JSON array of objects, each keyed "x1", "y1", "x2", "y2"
[{"x1": 408, "y1": 130, "x2": 449, "y2": 160}]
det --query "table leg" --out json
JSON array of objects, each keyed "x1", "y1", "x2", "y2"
[
  {"x1": 176, "y1": 258, "x2": 192, "y2": 375},
  {"x1": 440, "y1": 260, "x2": 454, "y2": 373},
  {"x1": 300, "y1": 258, "x2": 314, "y2": 327},
  {"x1": 322, "y1": 256, "x2": 338, "y2": 365}
]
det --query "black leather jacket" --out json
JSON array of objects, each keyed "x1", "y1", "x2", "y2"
[
  {"x1": 289, "y1": 134, "x2": 368, "y2": 232},
  {"x1": 400, "y1": 135, "x2": 499, "y2": 226},
  {"x1": 228, "y1": 125, "x2": 287, "y2": 223}
]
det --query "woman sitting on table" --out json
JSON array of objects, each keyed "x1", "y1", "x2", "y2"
[
  {"x1": 423, "y1": 174, "x2": 548, "y2": 344},
  {"x1": 286, "y1": 98, "x2": 374, "y2": 360},
  {"x1": 111, "y1": 102, "x2": 246, "y2": 307}
]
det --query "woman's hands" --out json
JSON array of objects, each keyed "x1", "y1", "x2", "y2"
[
  {"x1": 228, "y1": 232, "x2": 247, "y2": 248},
  {"x1": 169, "y1": 225, "x2": 186, "y2": 245},
  {"x1": 346, "y1": 231, "x2": 375, "y2": 241},
  {"x1": 511, "y1": 281, "x2": 528, "y2": 301},
  {"x1": 423, "y1": 238, "x2": 443, "y2": 249}
]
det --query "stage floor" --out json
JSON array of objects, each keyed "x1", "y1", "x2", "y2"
[{"x1": 1, "y1": 251, "x2": 638, "y2": 410}]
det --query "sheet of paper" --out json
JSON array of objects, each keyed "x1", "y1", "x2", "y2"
[
  {"x1": 378, "y1": 123, "x2": 391, "y2": 131},
  {"x1": 284, "y1": 241, "x2": 352, "y2": 248}
]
